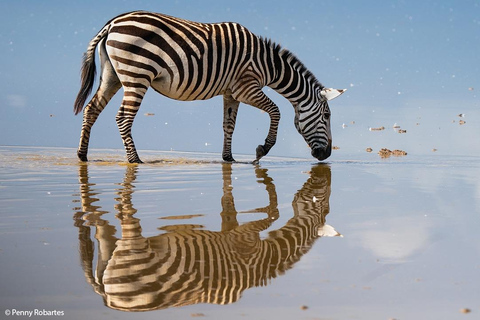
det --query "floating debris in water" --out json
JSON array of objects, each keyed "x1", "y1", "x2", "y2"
[
  {"x1": 432, "y1": 148, "x2": 438, "y2": 152},
  {"x1": 396, "y1": 150, "x2": 408, "y2": 156},
  {"x1": 366, "y1": 147, "x2": 373, "y2": 153},
  {"x1": 369, "y1": 126, "x2": 385, "y2": 131},
  {"x1": 332, "y1": 146, "x2": 340, "y2": 150},
  {"x1": 190, "y1": 313, "x2": 205, "y2": 317},
  {"x1": 378, "y1": 148, "x2": 407, "y2": 158},
  {"x1": 393, "y1": 123, "x2": 407, "y2": 133},
  {"x1": 459, "y1": 308, "x2": 471, "y2": 314},
  {"x1": 459, "y1": 120, "x2": 466, "y2": 125},
  {"x1": 160, "y1": 214, "x2": 204, "y2": 220},
  {"x1": 300, "y1": 305, "x2": 309, "y2": 310},
  {"x1": 144, "y1": 112, "x2": 155, "y2": 116},
  {"x1": 458, "y1": 113, "x2": 465, "y2": 117}
]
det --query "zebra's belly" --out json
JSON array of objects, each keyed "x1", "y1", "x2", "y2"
[{"x1": 151, "y1": 76, "x2": 229, "y2": 102}]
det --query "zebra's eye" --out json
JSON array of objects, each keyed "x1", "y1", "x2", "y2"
[{"x1": 323, "y1": 111, "x2": 331, "y2": 120}]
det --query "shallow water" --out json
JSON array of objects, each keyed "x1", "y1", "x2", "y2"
[{"x1": 0, "y1": 146, "x2": 479, "y2": 320}]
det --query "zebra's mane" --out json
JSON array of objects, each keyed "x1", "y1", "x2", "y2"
[{"x1": 261, "y1": 37, "x2": 324, "y2": 90}]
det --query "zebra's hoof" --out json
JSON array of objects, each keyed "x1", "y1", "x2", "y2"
[
  {"x1": 222, "y1": 155, "x2": 236, "y2": 162},
  {"x1": 128, "y1": 157, "x2": 143, "y2": 164},
  {"x1": 255, "y1": 145, "x2": 266, "y2": 160},
  {"x1": 77, "y1": 152, "x2": 88, "y2": 162}
]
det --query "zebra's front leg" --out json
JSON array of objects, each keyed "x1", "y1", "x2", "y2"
[
  {"x1": 116, "y1": 102, "x2": 143, "y2": 164},
  {"x1": 253, "y1": 101, "x2": 280, "y2": 162},
  {"x1": 222, "y1": 95, "x2": 240, "y2": 162},
  {"x1": 235, "y1": 87, "x2": 281, "y2": 163}
]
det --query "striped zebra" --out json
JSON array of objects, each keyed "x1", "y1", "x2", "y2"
[
  {"x1": 74, "y1": 11, "x2": 346, "y2": 163},
  {"x1": 74, "y1": 163, "x2": 341, "y2": 311}
]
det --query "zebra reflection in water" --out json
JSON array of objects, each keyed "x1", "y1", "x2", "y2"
[{"x1": 73, "y1": 164, "x2": 341, "y2": 311}]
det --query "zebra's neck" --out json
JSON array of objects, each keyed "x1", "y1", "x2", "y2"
[{"x1": 267, "y1": 46, "x2": 322, "y2": 108}]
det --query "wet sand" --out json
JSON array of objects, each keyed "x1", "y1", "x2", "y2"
[{"x1": 0, "y1": 146, "x2": 479, "y2": 320}]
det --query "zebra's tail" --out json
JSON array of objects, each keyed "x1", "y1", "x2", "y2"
[{"x1": 73, "y1": 24, "x2": 110, "y2": 115}]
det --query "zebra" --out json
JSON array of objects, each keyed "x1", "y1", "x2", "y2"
[
  {"x1": 74, "y1": 163, "x2": 341, "y2": 311},
  {"x1": 74, "y1": 11, "x2": 346, "y2": 163}
]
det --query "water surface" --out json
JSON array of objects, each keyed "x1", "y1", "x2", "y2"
[{"x1": 0, "y1": 146, "x2": 479, "y2": 320}]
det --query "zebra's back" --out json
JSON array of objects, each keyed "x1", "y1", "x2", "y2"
[{"x1": 105, "y1": 11, "x2": 262, "y2": 101}]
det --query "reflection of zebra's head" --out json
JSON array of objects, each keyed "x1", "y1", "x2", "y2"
[
  {"x1": 74, "y1": 163, "x2": 341, "y2": 312},
  {"x1": 294, "y1": 88, "x2": 346, "y2": 161}
]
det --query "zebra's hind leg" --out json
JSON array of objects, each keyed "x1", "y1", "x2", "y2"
[
  {"x1": 116, "y1": 87, "x2": 147, "y2": 164},
  {"x1": 222, "y1": 94, "x2": 240, "y2": 162},
  {"x1": 77, "y1": 81, "x2": 121, "y2": 162},
  {"x1": 77, "y1": 43, "x2": 121, "y2": 162}
]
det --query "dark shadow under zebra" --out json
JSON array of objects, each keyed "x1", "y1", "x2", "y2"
[{"x1": 73, "y1": 163, "x2": 341, "y2": 311}]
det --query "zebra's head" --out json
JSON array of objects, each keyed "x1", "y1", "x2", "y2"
[{"x1": 294, "y1": 88, "x2": 346, "y2": 161}]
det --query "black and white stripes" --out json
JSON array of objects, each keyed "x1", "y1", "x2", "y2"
[
  {"x1": 75, "y1": 164, "x2": 341, "y2": 311},
  {"x1": 74, "y1": 11, "x2": 345, "y2": 163}
]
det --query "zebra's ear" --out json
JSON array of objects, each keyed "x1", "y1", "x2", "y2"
[{"x1": 320, "y1": 88, "x2": 347, "y2": 101}]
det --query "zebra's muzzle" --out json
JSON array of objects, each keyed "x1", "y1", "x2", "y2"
[{"x1": 311, "y1": 143, "x2": 332, "y2": 161}]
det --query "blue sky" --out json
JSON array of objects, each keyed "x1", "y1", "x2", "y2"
[{"x1": 1, "y1": 0, "x2": 479, "y2": 158}]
